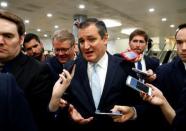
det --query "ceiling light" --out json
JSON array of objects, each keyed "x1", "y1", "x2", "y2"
[
  {"x1": 161, "y1": 18, "x2": 167, "y2": 22},
  {"x1": 121, "y1": 28, "x2": 136, "y2": 35},
  {"x1": 24, "y1": 20, "x2": 30, "y2": 24},
  {"x1": 54, "y1": 25, "x2": 59, "y2": 29},
  {"x1": 37, "y1": 29, "x2": 41, "y2": 32},
  {"x1": 117, "y1": 37, "x2": 120, "y2": 40},
  {"x1": 79, "y1": 4, "x2": 85, "y2": 9},
  {"x1": 44, "y1": 34, "x2": 48, "y2": 37},
  {"x1": 102, "y1": 19, "x2": 122, "y2": 28},
  {"x1": 0, "y1": 1, "x2": 8, "y2": 7},
  {"x1": 170, "y1": 24, "x2": 175, "y2": 28},
  {"x1": 47, "y1": 13, "x2": 53, "y2": 17},
  {"x1": 149, "y1": 8, "x2": 155, "y2": 12}
]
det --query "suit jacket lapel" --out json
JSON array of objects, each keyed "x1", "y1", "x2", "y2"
[
  {"x1": 72, "y1": 59, "x2": 96, "y2": 111},
  {"x1": 99, "y1": 54, "x2": 118, "y2": 105},
  {"x1": 173, "y1": 57, "x2": 185, "y2": 91}
]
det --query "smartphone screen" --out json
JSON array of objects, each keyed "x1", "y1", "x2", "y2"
[{"x1": 126, "y1": 76, "x2": 151, "y2": 95}]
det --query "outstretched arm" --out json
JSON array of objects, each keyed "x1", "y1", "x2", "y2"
[
  {"x1": 141, "y1": 84, "x2": 176, "y2": 124},
  {"x1": 49, "y1": 65, "x2": 75, "y2": 112}
]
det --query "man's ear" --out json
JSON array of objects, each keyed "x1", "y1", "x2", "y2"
[
  {"x1": 103, "y1": 33, "x2": 108, "y2": 46},
  {"x1": 19, "y1": 35, "x2": 24, "y2": 45}
]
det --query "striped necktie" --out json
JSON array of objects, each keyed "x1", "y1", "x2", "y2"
[{"x1": 137, "y1": 61, "x2": 142, "y2": 70}]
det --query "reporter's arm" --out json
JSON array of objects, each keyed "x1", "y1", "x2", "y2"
[
  {"x1": 49, "y1": 66, "x2": 75, "y2": 112},
  {"x1": 160, "y1": 98, "x2": 176, "y2": 124},
  {"x1": 142, "y1": 84, "x2": 175, "y2": 124}
]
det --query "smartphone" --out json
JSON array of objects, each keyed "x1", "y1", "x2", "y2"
[
  {"x1": 126, "y1": 75, "x2": 152, "y2": 96},
  {"x1": 95, "y1": 110, "x2": 122, "y2": 116},
  {"x1": 63, "y1": 60, "x2": 76, "y2": 73},
  {"x1": 132, "y1": 68, "x2": 148, "y2": 76}
]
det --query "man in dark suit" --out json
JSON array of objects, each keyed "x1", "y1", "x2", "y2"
[
  {"x1": 49, "y1": 18, "x2": 145, "y2": 129},
  {"x1": 0, "y1": 73, "x2": 37, "y2": 131},
  {"x1": 138, "y1": 23, "x2": 186, "y2": 131},
  {"x1": 155, "y1": 23, "x2": 186, "y2": 131},
  {"x1": 0, "y1": 10, "x2": 54, "y2": 131},
  {"x1": 116, "y1": 29, "x2": 159, "y2": 82},
  {"x1": 46, "y1": 29, "x2": 76, "y2": 81},
  {"x1": 113, "y1": 29, "x2": 161, "y2": 130}
]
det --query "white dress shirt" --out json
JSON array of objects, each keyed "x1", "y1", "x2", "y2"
[{"x1": 88, "y1": 52, "x2": 108, "y2": 95}]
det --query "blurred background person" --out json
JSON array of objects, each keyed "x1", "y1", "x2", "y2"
[
  {"x1": 115, "y1": 29, "x2": 159, "y2": 83},
  {"x1": 23, "y1": 33, "x2": 49, "y2": 62},
  {"x1": 46, "y1": 29, "x2": 76, "y2": 81}
]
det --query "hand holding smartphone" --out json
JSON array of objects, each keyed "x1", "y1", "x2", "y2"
[
  {"x1": 126, "y1": 75, "x2": 152, "y2": 96},
  {"x1": 132, "y1": 68, "x2": 148, "y2": 76}
]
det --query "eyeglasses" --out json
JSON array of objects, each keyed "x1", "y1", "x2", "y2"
[{"x1": 53, "y1": 46, "x2": 72, "y2": 54}]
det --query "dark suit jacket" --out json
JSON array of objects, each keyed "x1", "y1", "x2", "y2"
[
  {"x1": 2, "y1": 52, "x2": 54, "y2": 131},
  {"x1": 0, "y1": 73, "x2": 37, "y2": 131},
  {"x1": 58, "y1": 53, "x2": 145, "y2": 129},
  {"x1": 156, "y1": 56, "x2": 186, "y2": 131},
  {"x1": 45, "y1": 56, "x2": 64, "y2": 81}
]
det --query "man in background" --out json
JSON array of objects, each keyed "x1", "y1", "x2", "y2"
[
  {"x1": 46, "y1": 29, "x2": 76, "y2": 81},
  {"x1": 23, "y1": 33, "x2": 49, "y2": 62},
  {"x1": 116, "y1": 29, "x2": 159, "y2": 82}
]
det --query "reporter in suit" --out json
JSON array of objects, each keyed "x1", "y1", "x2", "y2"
[
  {"x1": 154, "y1": 23, "x2": 186, "y2": 131},
  {"x1": 115, "y1": 29, "x2": 159, "y2": 82},
  {"x1": 49, "y1": 18, "x2": 143, "y2": 129},
  {"x1": 0, "y1": 73, "x2": 37, "y2": 131},
  {"x1": 0, "y1": 10, "x2": 53, "y2": 131},
  {"x1": 139, "y1": 23, "x2": 186, "y2": 131}
]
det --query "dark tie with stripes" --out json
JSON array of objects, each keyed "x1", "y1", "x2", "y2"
[{"x1": 137, "y1": 61, "x2": 142, "y2": 70}]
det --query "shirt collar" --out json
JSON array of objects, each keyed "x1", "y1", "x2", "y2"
[{"x1": 88, "y1": 52, "x2": 108, "y2": 69}]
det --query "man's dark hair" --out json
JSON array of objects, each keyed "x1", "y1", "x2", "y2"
[
  {"x1": 79, "y1": 18, "x2": 107, "y2": 39},
  {"x1": 175, "y1": 23, "x2": 186, "y2": 38},
  {"x1": 129, "y1": 29, "x2": 149, "y2": 43},
  {"x1": 23, "y1": 33, "x2": 41, "y2": 48},
  {"x1": 0, "y1": 10, "x2": 25, "y2": 36}
]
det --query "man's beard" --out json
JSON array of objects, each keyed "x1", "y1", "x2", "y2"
[{"x1": 33, "y1": 53, "x2": 43, "y2": 61}]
